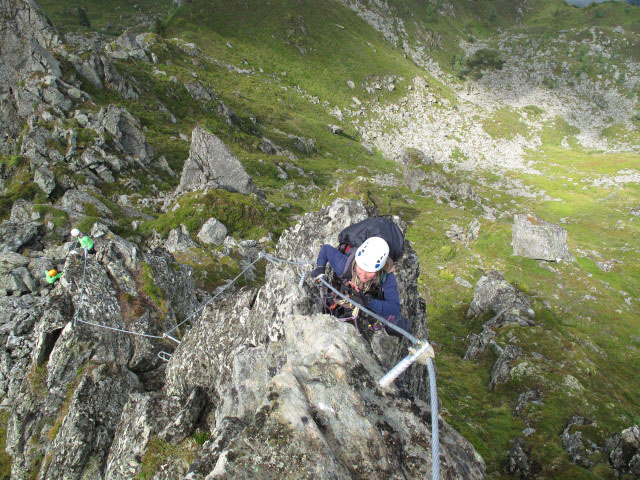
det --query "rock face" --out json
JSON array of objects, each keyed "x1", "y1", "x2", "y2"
[
  {"x1": 488, "y1": 344, "x2": 524, "y2": 391},
  {"x1": 176, "y1": 126, "x2": 263, "y2": 197},
  {"x1": 508, "y1": 437, "x2": 535, "y2": 479},
  {"x1": 0, "y1": 199, "x2": 485, "y2": 479},
  {"x1": 0, "y1": 0, "x2": 62, "y2": 145},
  {"x1": 3, "y1": 229, "x2": 198, "y2": 480},
  {"x1": 178, "y1": 314, "x2": 485, "y2": 479},
  {"x1": 512, "y1": 213, "x2": 574, "y2": 262},
  {"x1": 100, "y1": 105, "x2": 153, "y2": 161},
  {"x1": 0, "y1": 221, "x2": 39, "y2": 253},
  {"x1": 73, "y1": 53, "x2": 139, "y2": 99}
]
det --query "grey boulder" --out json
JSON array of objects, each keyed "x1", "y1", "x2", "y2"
[
  {"x1": 176, "y1": 126, "x2": 262, "y2": 197},
  {"x1": 165, "y1": 224, "x2": 198, "y2": 253},
  {"x1": 466, "y1": 271, "x2": 535, "y2": 327},
  {"x1": 197, "y1": 218, "x2": 227, "y2": 246},
  {"x1": 512, "y1": 213, "x2": 574, "y2": 262}
]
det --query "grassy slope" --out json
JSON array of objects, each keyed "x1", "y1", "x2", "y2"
[{"x1": 28, "y1": 0, "x2": 640, "y2": 479}]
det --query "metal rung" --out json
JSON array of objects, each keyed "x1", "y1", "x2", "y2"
[{"x1": 158, "y1": 351, "x2": 172, "y2": 362}]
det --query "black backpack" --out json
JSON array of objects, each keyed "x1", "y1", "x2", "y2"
[{"x1": 337, "y1": 217, "x2": 404, "y2": 262}]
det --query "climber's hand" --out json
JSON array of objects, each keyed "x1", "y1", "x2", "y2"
[{"x1": 348, "y1": 291, "x2": 372, "y2": 308}]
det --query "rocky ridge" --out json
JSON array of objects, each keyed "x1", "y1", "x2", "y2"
[{"x1": 0, "y1": 198, "x2": 487, "y2": 479}]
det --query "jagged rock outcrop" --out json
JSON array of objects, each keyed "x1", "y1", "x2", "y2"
[
  {"x1": 507, "y1": 437, "x2": 535, "y2": 479},
  {"x1": 190, "y1": 314, "x2": 484, "y2": 479},
  {"x1": 176, "y1": 126, "x2": 263, "y2": 197},
  {"x1": 165, "y1": 224, "x2": 198, "y2": 253},
  {"x1": 513, "y1": 389, "x2": 543, "y2": 416},
  {"x1": 605, "y1": 424, "x2": 640, "y2": 477},
  {"x1": 73, "y1": 53, "x2": 139, "y2": 99},
  {"x1": 0, "y1": 295, "x2": 45, "y2": 405},
  {"x1": 560, "y1": 415, "x2": 598, "y2": 468},
  {"x1": 100, "y1": 104, "x2": 153, "y2": 161},
  {"x1": 464, "y1": 271, "x2": 536, "y2": 364},
  {"x1": 466, "y1": 270, "x2": 535, "y2": 327},
  {"x1": 0, "y1": 0, "x2": 62, "y2": 148},
  {"x1": 512, "y1": 213, "x2": 574, "y2": 262},
  {"x1": 0, "y1": 221, "x2": 39, "y2": 254},
  {"x1": 4, "y1": 229, "x2": 198, "y2": 479},
  {"x1": 2, "y1": 199, "x2": 486, "y2": 479},
  {"x1": 105, "y1": 30, "x2": 152, "y2": 63},
  {"x1": 488, "y1": 344, "x2": 524, "y2": 391}
]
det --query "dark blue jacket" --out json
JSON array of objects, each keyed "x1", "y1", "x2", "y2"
[{"x1": 316, "y1": 244, "x2": 401, "y2": 318}]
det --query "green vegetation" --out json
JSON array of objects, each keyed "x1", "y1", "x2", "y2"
[
  {"x1": 0, "y1": 410, "x2": 11, "y2": 480},
  {"x1": 28, "y1": 364, "x2": 48, "y2": 399},
  {"x1": 482, "y1": 108, "x2": 529, "y2": 141},
  {"x1": 139, "y1": 263, "x2": 168, "y2": 314},
  {"x1": 192, "y1": 429, "x2": 210, "y2": 445},
  {"x1": 140, "y1": 190, "x2": 283, "y2": 240},
  {"x1": 0, "y1": 156, "x2": 46, "y2": 220},
  {"x1": 465, "y1": 48, "x2": 504, "y2": 79},
  {"x1": 136, "y1": 436, "x2": 198, "y2": 480}
]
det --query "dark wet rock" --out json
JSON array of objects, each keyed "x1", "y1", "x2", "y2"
[{"x1": 512, "y1": 213, "x2": 574, "y2": 262}]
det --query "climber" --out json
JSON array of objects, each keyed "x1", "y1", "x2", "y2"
[
  {"x1": 45, "y1": 268, "x2": 62, "y2": 284},
  {"x1": 310, "y1": 236, "x2": 410, "y2": 337},
  {"x1": 70, "y1": 228, "x2": 95, "y2": 255}
]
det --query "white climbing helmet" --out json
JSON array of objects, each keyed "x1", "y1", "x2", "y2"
[
  {"x1": 355, "y1": 237, "x2": 389, "y2": 273},
  {"x1": 70, "y1": 228, "x2": 80, "y2": 237}
]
